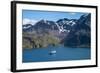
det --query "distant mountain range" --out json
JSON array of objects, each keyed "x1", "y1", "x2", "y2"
[
  {"x1": 23, "y1": 18, "x2": 77, "y2": 33},
  {"x1": 23, "y1": 13, "x2": 91, "y2": 48}
]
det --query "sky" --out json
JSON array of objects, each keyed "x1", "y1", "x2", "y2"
[{"x1": 22, "y1": 10, "x2": 88, "y2": 25}]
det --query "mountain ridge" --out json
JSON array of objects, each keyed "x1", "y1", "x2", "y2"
[{"x1": 22, "y1": 13, "x2": 91, "y2": 48}]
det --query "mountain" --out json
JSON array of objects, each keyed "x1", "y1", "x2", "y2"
[
  {"x1": 73, "y1": 14, "x2": 91, "y2": 31},
  {"x1": 23, "y1": 20, "x2": 58, "y2": 32},
  {"x1": 23, "y1": 18, "x2": 77, "y2": 33},
  {"x1": 56, "y1": 18, "x2": 77, "y2": 33},
  {"x1": 22, "y1": 13, "x2": 91, "y2": 48},
  {"x1": 22, "y1": 24, "x2": 32, "y2": 31},
  {"x1": 63, "y1": 13, "x2": 91, "y2": 47},
  {"x1": 33, "y1": 20, "x2": 58, "y2": 30},
  {"x1": 57, "y1": 18, "x2": 77, "y2": 28}
]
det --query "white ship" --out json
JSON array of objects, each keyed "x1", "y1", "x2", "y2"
[{"x1": 49, "y1": 50, "x2": 56, "y2": 55}]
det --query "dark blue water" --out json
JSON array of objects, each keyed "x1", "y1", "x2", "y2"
[{"x1": 23, "y1": 46, "x2": 91, "y2": 63}]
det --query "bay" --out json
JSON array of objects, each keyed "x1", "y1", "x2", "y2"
[{"x1": 23, "y1": 46, "x2": 91, "y2": 63}]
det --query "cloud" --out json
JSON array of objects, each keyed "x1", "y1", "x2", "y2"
[{"x1": 23, "y1": 18, "x2": 38, "y2": 25}]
